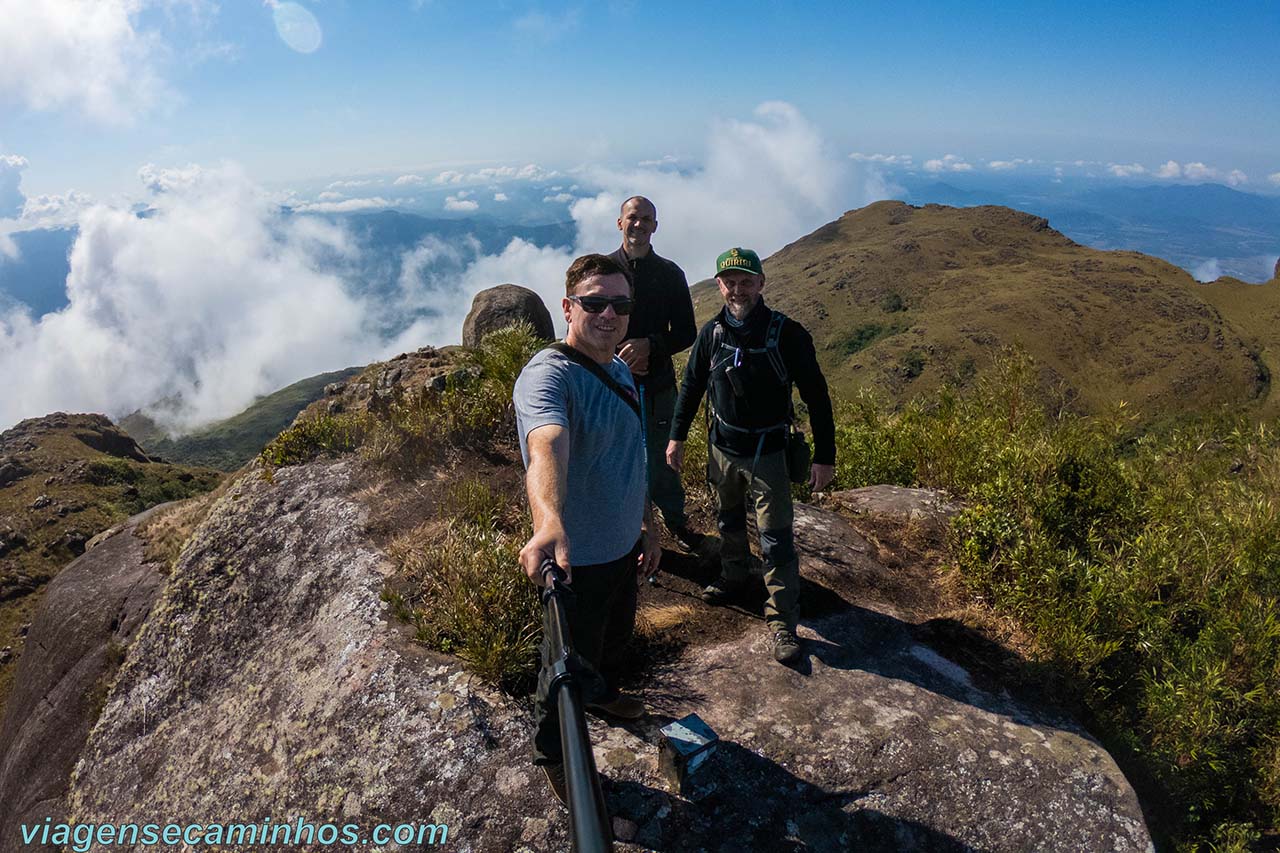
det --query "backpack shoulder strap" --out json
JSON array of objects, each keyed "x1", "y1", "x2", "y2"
[
  {"x1": 546, "y1": 342, "x2": 641, "y2": 420},
  {"x1": 764, "y1": 310, "x2": 789, "y2": 384}
]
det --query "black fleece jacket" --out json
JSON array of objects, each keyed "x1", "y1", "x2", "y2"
[
  {"x1": 671, "y1": 299, "x2": 836, "y2": 465},
  {"x1": 609, "y1": 246, "x2": 696, "y2": 391}
]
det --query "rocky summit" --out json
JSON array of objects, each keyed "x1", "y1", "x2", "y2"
[{"x1": 2, "y1": 449, "x2": 1153, "y2": 852}]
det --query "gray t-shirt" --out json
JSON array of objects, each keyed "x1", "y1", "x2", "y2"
[{"x1": 514, "y1": 347, "x2": 646, "y2": 566}]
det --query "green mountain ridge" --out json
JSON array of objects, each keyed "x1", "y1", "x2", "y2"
[
  {"x1": 118, "y1": 366, "x2": 363, "y2": 471},
  {"x1": 692, "y1": 200, "x2": 1279, "y2": 424}
]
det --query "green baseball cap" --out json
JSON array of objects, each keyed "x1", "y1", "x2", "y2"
[{"x1": 715, "y1": 247, "x2": 763, "y2": 277}]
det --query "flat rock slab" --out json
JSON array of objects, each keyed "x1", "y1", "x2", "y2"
[{"x1": 61, "y1": 460, "x2": 1152, "y2": 852}]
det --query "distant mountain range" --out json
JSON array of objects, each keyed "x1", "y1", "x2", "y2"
[{"x1": 896, "y1": 178, "x2": 1280, "y2": 283}]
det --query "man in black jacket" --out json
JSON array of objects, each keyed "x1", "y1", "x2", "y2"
[
  {"x1": 609, "y1": 196, "x2": 702, "y2": 550},
  {"x1": 666, "y1": 247, "x2": 835, "y2": 664}
]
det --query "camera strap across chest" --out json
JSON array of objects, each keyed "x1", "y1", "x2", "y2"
[{"x1": 546, "y1": 342, "x2": 641, "y2": 421}]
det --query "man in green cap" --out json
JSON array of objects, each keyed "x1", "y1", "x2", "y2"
[{"x1": 666, "y1": 247, "x2": 835, "y2": 665}]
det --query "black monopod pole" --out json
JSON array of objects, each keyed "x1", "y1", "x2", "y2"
[{"x1": 540, "y1": 558, "x2": 614, "y2": 853}]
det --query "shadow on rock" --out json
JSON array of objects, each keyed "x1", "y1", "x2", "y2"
[{"x1": 608, "y1": 740, "x2": 981, "y2": 852}]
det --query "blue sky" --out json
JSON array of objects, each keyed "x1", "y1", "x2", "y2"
[
  {"x1": 3, "y1": 0, "x2": 1278, "y2": 200},
  {"x1": 0, "y1": 0, "x2": 1278, "y2": 432}
]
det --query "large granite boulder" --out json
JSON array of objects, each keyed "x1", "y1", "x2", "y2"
[
  {"x1": 462, "y1": 284, "x2": 554, "y2": 346},
  {"x1": 0, "y1": 506, "x2": 170, "y2": 852},
  {"x1": 47, "y1": 460, "x2": 1152, "y2": 852}
]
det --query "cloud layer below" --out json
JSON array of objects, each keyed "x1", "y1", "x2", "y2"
[{"x1": 0, "y1": 102, "x2": 887, "y2": 432}]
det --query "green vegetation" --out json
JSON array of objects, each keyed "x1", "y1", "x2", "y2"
[
  {"x1": 835, "y1": 320, "x2": 908, "y2": 356},
  {"x1": 122, "y1": 367, "x2": 362, "y2": 471},
  {"x1": 260, "y1": 323, "x2": 549, "y2": 686},
  {"x1": 821, "y1": 350, "x2": 1278, "y2": 850},
  {"x1": 386, "y1": 479, "x2": 539, "y2": 687},
  {"x1": 260, "y1": 323, "x2": 545, "y2": 474}
]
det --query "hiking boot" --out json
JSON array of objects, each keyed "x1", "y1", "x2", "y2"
[
  {"x1": 542, "y1": 763, "x2": 568, "y2": 806},
  {"x1": 668, "y1": 524, "x2": 706, "y2": 553},
  {"x1": 586, "y1": 693, "x2": 645, "y2": 720},
  {"x1": 700, "y1": 577, "x2": 744, "y2": 606},
  {"x1": 773, "y1": 628, "x2": 803, "y2": 665}
]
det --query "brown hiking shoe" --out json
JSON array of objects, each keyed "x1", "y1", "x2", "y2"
[
  {"x1": 773, "y1": 628, "x2": 803, "y2": 665},
  {"x1": 700, "y1": 577, "x2": 744, "y2": 606},
  {"x1": 586, "y1": 693, "x2": 645, "y2": 720}
]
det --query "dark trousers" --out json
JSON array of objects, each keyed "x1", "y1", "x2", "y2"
[
  {"x1": 532, "y1": 540, "x2": 640, "y2": 765},
  {"x1": 642, "y1": 384, "x2": 688, "y2": 530}
]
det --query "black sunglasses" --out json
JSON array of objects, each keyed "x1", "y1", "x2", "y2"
[{"x1": 569, "y1": 295, "x2": 634, "y2": 315}]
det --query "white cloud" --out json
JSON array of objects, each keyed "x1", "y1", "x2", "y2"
[
  {"x1": 493, "y1": 192, "x2": 509, "y2": 202},
  {"x1": 638, "y1": 155, "x2": 680, "y2": 168},
  {"x1": 1269, "y1": 172, "x2": 1280, "y2": 186},
  {"x1": 18, "y1": 190, "x2": 96, "y2": 229},
  {"x1": 543, "y1": 193, "x2": 575, "y2": 204},
  {"x1": 138, "y1": 162, "x2": 214, "y2": 194},
  {"x1": 444, "y1": 195, "x2": 479, "y2": 212},
  {"x1": 1108, "y1": 163, "x2": 1147, "y2": 178},
  {"x1": 426, "y1": 164, "x2": 556, "y2": 187},
  {"x1": 325, "y1": 178, "x2": 381, "y2": 190},
  {"x1": 849, "y1": 152, "x2": 913, "y2": 166},
  {"x1": 923, "y1": 154, "x2": 972, "y2": 173},
  {"x1": 987, "y1": 158, "x2": 1031, "y2": 171},
  {"x1": 0, "y1": 0, "x2": 173, "y2": 123},
  {"x1": 1153, "y1": 161, "x2": 1245, "y2": 185},
  {"x1": 292, "y1": 196, "x2": 394, "y2": 213},
  {"x1": 1192, "y1": 258, "x2": 1222, "y2": 282},
  {"x1": 0, "y1": 154, "x2": 28, "y2": 218},
  {"x1": 393, "y1": 174, "x2": 425, "y2": 186},
  {"x1": 1183, "y1": 162, "x2": 1216, "y2": 181},
  {"x1": 316, "y1": 191, "x2": 343, "y2": 201},
  {"x1": 0, "y1": 164, "x2": 377, "y2": 432}
]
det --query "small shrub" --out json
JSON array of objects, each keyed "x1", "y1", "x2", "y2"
[{"x1": 388, "y1": 478, "x2": 540, "y2": 687}]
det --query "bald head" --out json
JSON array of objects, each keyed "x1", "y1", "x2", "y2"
[{"x1": 617, "y1": 196, "x2": 658, "y2": 258}]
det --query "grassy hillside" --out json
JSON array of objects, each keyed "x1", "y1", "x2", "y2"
[
  {"x1": 0, "y1": 414, "x2": 221, "y2": 718},
  {"x1": 119, "y1": 366, "x2": 362, "y2": 471},
  {"x1": 1195, "y1": 272, "x2": 1280, "y2": 419},
  {"x1": 691, "y1": 201, "x2": 1273, "y2": 424}
]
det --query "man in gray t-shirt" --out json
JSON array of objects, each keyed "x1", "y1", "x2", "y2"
[{"x1": 513, "y1": 252, "x2": 659, "y2": 803}]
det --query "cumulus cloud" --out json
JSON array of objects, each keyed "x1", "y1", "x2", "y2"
[
  {"x1": 638, "y1": 155, "x2": 680, "y2": 168},
  {"x1": 1192, "y1": 258, "x2": 1222, "y2": 282},
  {"x1": 1269, "y1": 172, "x2": 1280, "y2": 186},
  {"x1": 849, "y1": 152, "x2": 913, "y2": 166},
  {"x1": 987, "y1": 158, "x2": 1031, "y2": 171},
  {"x1": 444, "y1": 195, "x2": 479, "y2": 212},
  {"x1": 325, "y1": 178, "x2": 381, "y2": 189},
  {"x1": 292, "y1": 196, "x2": 394, "y2": 213},
  {"x1": 1154, "y1": 160, "x2": 1246, "y2": 185},
  {"x1": 0, "y1": 164, "x2": 378, "y2": 432},
  {"x1": 543, "y1": 193, "x2": 575, "y2": 204},
  {"x1": 493, "y1": 192, "x2": 509, "y2": 202},
  {"x1": 1, "y1": 102, "x2": 890, "y2": 431},
  {"x1": 1108, "y1": 163, "x2": 1147, "y2": 178},
  {"x1": 394, "y1": 174, "x2": 425, "y2": 186},
  {"x1": 0, "y1": 154, "x2": 28, "y2": 218},
  {"x1": 0, "y1": 0, "x2": 173, "y2": 123},
  {"x1": 18, "y1": 190, "x2": 96, "y2": 229},
  {"x1": 923, "y1": 154, "x2": 973, "y2": 173},
  {"x1": 138, "y1": 162, "x2": 215, "y2": 194}
]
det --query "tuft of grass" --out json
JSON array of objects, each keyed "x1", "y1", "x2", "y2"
[
  {"x1": 387, "y1": 478, "x2": 540, "y2": 688},
  {"x1": 263, "y1": 322, "x2": 547, "y2": 475},
  {"x1": 825, "y1": 347, "x2": 1280, "y2": 849}
]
